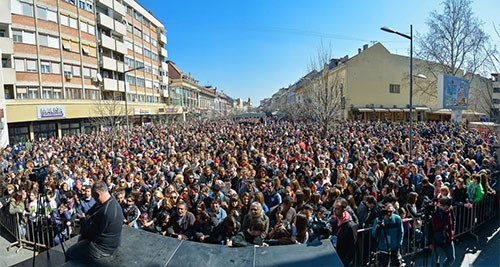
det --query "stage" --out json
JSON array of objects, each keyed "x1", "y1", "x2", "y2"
[{"x1": 14, "y1": 226, "x2": 343, "y2": 267}]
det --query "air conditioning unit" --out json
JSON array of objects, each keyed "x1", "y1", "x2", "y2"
[
  {"x1": 91, "y1": 76, "x2": 99, "y2": 82},
  {"x1": 65, "y1": 73, "x2": 73, "y2": 79}
]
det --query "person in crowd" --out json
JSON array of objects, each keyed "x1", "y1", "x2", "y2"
[
  {"x1": 331, "y1": 197, "x2": 357, "y2": 266},
  {"x1": 467, "y1": 174, "x2": 484, "y2": 204},
  {"x1": 167, "y1": 200, "x2": 195, "y2": 240},
  {"x1": 428, "y1": 197, "x2": 455, "y2": 267},
  {"x1": 241, "y1": 201, "x2": 270, "y2": 239},
  {"x1": 51, "y1": 203, "x2": 72, "y2": 245},
  {"x1": 75, "y1": 185, "x2": 95, "y2": 220},
  {"x1": 371, "y1": 202, "x2": 404, "y2": 267},
  {"x1": 357, "y1": 195, "x2": 377, "y2": 228},
  {"x1": 227, "y1": 218, "x2": 268, "y2": 247},
  {"x1": 66, "y1": 181, "x2": 124, "y2": 261}
]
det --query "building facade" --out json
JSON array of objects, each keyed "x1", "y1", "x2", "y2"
[
  {"x1": 263, "y1": 42, "x2": 495, "y2": 123},
  {"x1": 0, "y1": 0, "x2": 171, "y2": 145}
]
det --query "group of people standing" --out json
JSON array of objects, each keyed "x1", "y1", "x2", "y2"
[{"x1": 0, "y1": 118, "x2": 497, "y2": 266}]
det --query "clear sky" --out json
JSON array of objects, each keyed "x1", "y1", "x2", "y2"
[{"x1": 137, "y1": 0, "x2": 499, "y2": 106}]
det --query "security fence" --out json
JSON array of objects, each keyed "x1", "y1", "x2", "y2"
[
  {"x1": 354, "y1": 193, "x2": 497, "y2": 266},
  {"x1": 0, "y1": 208, "x2": 76, "y2": 253}
]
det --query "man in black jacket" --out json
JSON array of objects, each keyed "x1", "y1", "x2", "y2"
[
  {"x1": 66, "y1": 181, "x2": 124, "y2": 261},
  {"x1": 331, "y1": 197, "x2": 358, "y2": 266}
]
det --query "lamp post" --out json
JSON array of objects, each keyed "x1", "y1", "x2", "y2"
[
  {"x1": 124, "y1": 66, "x2": 144, "y2": 145},
  {"x1": 381, "y1": 25, "x2": 415, "y2": 160}
]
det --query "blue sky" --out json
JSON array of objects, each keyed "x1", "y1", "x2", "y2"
[{"x1": 137, "y1": 0, "x2": 499, "y2": 105}]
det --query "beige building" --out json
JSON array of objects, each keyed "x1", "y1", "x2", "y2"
[
  {"x1": 0, "y1": 0, "x2": 171, "y2": 145},
  {"x1": 273, "y1": 42, "x2": 494, "y2": 123}
]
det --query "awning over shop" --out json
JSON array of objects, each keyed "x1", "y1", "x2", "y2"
[
  {"x1": 373, "y1": 108, "x2": 387, "y2": 112},
  {"x1": 463, "y1": 110, "x2": 487, "y2": 116},
  {"x1": 414, "y1": 107, "x2": 431, "y2": 111},
  {"x1": 388, "y1": 108, "x2": 402, "y2": 112},
  {"x1": 357, "y1": 108, "x2": 373, "y2": 112},
  {"x1": 431, "y1": 109, "x2": 452, "y2": 115}
]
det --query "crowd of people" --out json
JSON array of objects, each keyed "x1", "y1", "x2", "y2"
[{"x1": 0, "y1": 118, "x2": 497, "y2": 266}]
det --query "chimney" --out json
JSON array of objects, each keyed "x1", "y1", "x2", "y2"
[
  {"x1": 358, "y1": 48, "x2": 362, "y2": 54},
  {"x1": 363, "y1": 44, "x2": 368, "y2": 50}
]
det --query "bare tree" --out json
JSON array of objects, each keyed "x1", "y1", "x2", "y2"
[
  {"x1": 90, "y1": 93, "x2": 127, "y2": 149},
  {"x1": 414, "y1": 0, "x2": 493, "y2": 103},
  {"x1": 299, "y1": 43, "x2": 343, "y2": 138}
]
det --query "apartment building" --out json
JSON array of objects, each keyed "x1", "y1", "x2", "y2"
[{"x1": 0, "y1": 0, "x2": 170, "y2": 145}]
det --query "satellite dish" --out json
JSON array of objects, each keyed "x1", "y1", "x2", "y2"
[{"x1": 97, "y1": 73, "x2": 103, "y2": 82}]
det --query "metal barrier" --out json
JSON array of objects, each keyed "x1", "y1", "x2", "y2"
[
  {"x1": 1, "y1": 207, "x2": 75, "y2": 253},
  {"x1": 353, "y1": 193, "x2": 497, "y2": 266},
  {"x1": 0, "y1": 208, "x2": 25, "y2": 253}
]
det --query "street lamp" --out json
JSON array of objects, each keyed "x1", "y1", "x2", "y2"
[
  {"x1": 381, "y1": 25, "x2": 416, "y2": 160},
  {"x1": 124, "y1": 66, "x2": 144, "y2": 145}
]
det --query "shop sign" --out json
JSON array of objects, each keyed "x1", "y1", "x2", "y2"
[
  {"x1": 38, "y1": 106, "x2": 65, "y2": 119},
  {"x1": 134, "y1": 108, "x2": 151, "y2": 115}
]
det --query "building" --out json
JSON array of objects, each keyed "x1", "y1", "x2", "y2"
[
  {"x1": 263, "y1": 42, "x2": 495, "y2": 123},
  {"x1": 0, "y1": 0, "x2": 169, "y2": 145}
]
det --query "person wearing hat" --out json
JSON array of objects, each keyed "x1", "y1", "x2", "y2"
[{"x1": 371, "y1": 202, "x2": 404, "y2": 266}]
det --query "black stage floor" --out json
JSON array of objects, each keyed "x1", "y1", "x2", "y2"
[{"x1": 14, "y1": 226, "x2": 343, "y2": 267}]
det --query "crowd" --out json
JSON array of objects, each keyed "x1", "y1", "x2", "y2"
[{"x1": 0, "y1": 118, "x2": 497, "y2": 266}]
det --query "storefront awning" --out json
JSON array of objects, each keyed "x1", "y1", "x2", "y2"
[
  {"x1": 357, "y1": 108, "x2": 373, "y2": 112},
  {"x1": 373, "y1": 108, "x2": 387, "y2": 112},
  {"x1": 388, "y1": 108, "x2": 402, "y2": 112},
  {"x1": 414, "y1": 107, "x2": 431, "y2": 111},
  {"x1": 431, "y1": 109, "x2": 452, "y2": 114},
  {"x1": 463, "y1": 110, "x2": 487, "y2": 116}
]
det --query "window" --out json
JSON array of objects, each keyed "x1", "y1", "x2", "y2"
[
  {"x1": 78, "y1": 0, "x2": 93, "y2": 12},
  {"x1": 126, "y1": 22, "x2": 133, "y2": 33},
  {"x1": 493, "y1": 87, "x2": 500, "y2": 93},
  {"x1": 151, "y1": 52, "x2": 158, "y2": 62},
  {"x1": 13, "y1": 30, "x2": 35, "y2": 45},
  {"x1": 493, "y1": 99, "x2": 500, "y2": 104},
  {"x1": 12, "y1": 1, "x2": 34, "y2": 17},
  {"x1": 143, "y1": 19, "x2": 150, "y2": 27},
  {"x1": 145, "y1": 79, "x2": 152, "y2": 88},
  {"x1": 126, "y1": 75, "x2": 135, "y2": 85},
  {"x1": 144, "y1": 48, "x2": 151, "y2": 58},
  {"x1": 14, "y1": 59, "x2": 25, "y2": 71},
  {"x1": 83, "y1": 67, "x2": 91, "y2": 78},
  {"x1": 80, "y1": 20, "x2": 95, "y2": 35},
  {"x1": 85, "y1": 89, "x2": 99, "y2": 100},
  {"x1": 61, "y1": 14, "x2": 78, "y2": 29},
  {"x1": 125, "y1": 39, "x2": 133, "y2": 50},
  {"x1": 38, "y1": 34, "x2": 59, "y2": 48},
  {"x1": 13, "y1": 30, "x2": 23, "y2": 43},
  {"x1": 143, "y1": 33, "x2": 150, "y2": 43},
  {"x1": 64, "y1": 0, "x2": 76, "y2": 5},
  {"x1": 134, "y1": 44, "x2": 142, "y2": 54},
  {"x1": 389, "y1": 84, "x2": 400, "y2": 94},
  {"x1": 62, "y1": 39, "x2": 72, "y2": 51},
  {"x1": 54, "y1": 88, "x2": 62, "y2": 99},
  {"x1": 64, "y1": 64, "x2": 72, "y2": 75},
  {"x1": 151, "y1": 38, "x2": 157, "y2": 47},
  {"x1": 65, "y1": 88, "x2": 82, "y2": 99},
  {"x1": 136, "y1": 78, "x2": 145, "y2": 87},
  {"x1": 37, "y1": 6, "x2": 57, "y2": 22},
  {"x1": 41, "y1": 61, "x2": 51, "y2": 73},
  {"x1": 42, "y1": 87, "x2": 53, "y2": 99},
  {"x1": 28, "y1": 87, "x2": 39, "y2": 99},
  {"x1": 133, "y1": 26, "x2": 142, "y2": 37},
  {"x1": 16, "y1": 87, "x2": 27, "y2": 99},
  {"x1": 134, "y1": 11, "x2": 142, "y2": 21},
  {"x1": 72, "y1": 65, "x2": 81, "y2": 77},
  {"x1": 26, "y1": 59, "x2": 37, "y2": 72},
  {"x1": 52, "y1": 62, "x2": 60, "y2": 74},
  {"x1": 125, "y1": 5, "x2": 132, "y2": 15}
]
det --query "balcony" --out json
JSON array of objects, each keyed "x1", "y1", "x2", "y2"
[
  {"x1": 2, "y1": 68, "x2": 15, "y2": 84},
  {"x1": 98, "y1": 13, "x2": 114, "y2": 31},
  {"x1": 159, "y1": 32, "x2": 167, "y2": 44},
  {"x1": 162, "y1": 90, "x2": 169, "y2": 98},
  {"x1": 161, "y1": 75, "x2": 168, "y2": 84},
  {"x1": 100, "y1": 34, "x2": 115, "y2": 51},
  {"x1": 97, "y1": 0, "x2": 113, "y2": 10},
  {"x1": 114, "y1": 21, "x2": 126, "y2": 36},
  {"x1": 118, "y1": 80, "x2": 125, "y2": 92},
  {"x1": 0, "y1": 1, "x2": 11, "y2": 24},
  {"x1": 159, "y1": 47, "x2": 168, "y2": 57},
  {"x1": 116, "y1": 61, "x2": 125, "y2": 73},
  {"x1": 0, "y1": 37, "x2": 14, "y2": 55},
  {"x1": 115, "y1": 40, "x2": 127, "y2": 55},
  {"x1": 101, "y1": 56, "x2": 117, "y2": 71},
  {"x1": 103, "y1": 78, "x2": 118, "y2": 91},
  {"x1": 113, "y1": 0, "x2": 126, "y2": 17}
]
